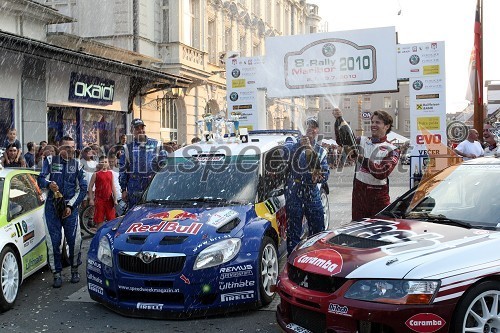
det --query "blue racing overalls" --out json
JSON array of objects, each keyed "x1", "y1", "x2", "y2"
[
  {"x1": 37, "y1": 155, "x2": 87, "y2": 273},
  {"x1": 284, "y1": 141, "x2": 330, "y2": 255},
  {"x1": 119, "y1": 138, "x2": 161, "y2": 207}
]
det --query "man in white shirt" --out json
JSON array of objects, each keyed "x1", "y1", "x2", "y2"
[
  {"x1": 483, "y1": 124, "x2": 499, "y2": 156},
  {"x1": 454, "y1": 129, "x2": 484, "y2": 161}
]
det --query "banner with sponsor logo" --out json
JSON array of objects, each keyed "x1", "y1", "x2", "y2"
[
  {"x1": 265, "y1": 27, "x2": 398, "y2": 97},
  {"x1": 397, "y1": 41, "x2": 446, "y2": 186},
  {"x1": 226, "y1": 56, "x2": 265, "y2": 130}
]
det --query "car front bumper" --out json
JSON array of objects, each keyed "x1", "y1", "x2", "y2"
[
  {"x1": 86, "y1": 252, "x2": 262, "y2": 319},
  {"x1": 276, "y1": 273, "x2": 456, "y2": 333}
]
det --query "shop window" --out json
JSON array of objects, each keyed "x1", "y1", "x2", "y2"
[
  {"x1": 161, "y1": 99, "x2": 178, "y2": 141},
  {"x1": 0, "y1": 98, "x2": 14, "y2": 145},
  {"x1": 81, "y1": 110, "x2": 125, "y2": 152},
  {"x1": 48, "y1": 108, "x2": 125, "y2": 153}
]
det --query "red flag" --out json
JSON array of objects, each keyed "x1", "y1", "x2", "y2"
[{"x1": 474, "y1": 0, "x2": 483, "y2": 107}]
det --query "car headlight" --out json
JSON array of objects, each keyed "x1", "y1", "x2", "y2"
[
  {"x1": 193, "y1": 238, "x2": 241, "y2": 270},
  {"x1": 344, "y1": 280, "x2": 440, "y2": 304},
  {"x1": 97, "y1": 236, "x2": 113, "y2": 268}
]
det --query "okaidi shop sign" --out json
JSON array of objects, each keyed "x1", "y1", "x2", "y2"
[
  {"x1": 265, "y1": 27, "x2": 397, "y2": 97},
  {"x1": 68, "y1": 72, "x2": 115, "y2": 105}
]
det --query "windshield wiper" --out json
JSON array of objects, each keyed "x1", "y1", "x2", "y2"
[
  {"x1": 406, "y1": 212, "x2": 473, "y2": 229},
  {"x1": 377, "y1": 211, "x2": 402, "y2": 218}
]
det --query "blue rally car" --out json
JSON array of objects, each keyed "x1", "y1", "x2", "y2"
[{"x1": 86, "y1": 130, "x2": 330, "y2": 318}]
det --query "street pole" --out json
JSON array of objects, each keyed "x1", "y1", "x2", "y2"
[{"x1": 473, "y1": 0, "x2": 483, "y2": 138}]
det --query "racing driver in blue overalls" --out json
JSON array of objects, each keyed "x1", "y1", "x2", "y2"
[
  {"x1": 284, "y1": 117, "x2": 330, "y2": 255},
  {"x1": 119, "y1": 118, "x2": 162, "y2": 208},
  {"x1": 38, "y1": 136, "x2": 87, "y2": 288}
]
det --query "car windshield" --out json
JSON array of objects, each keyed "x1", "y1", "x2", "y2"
[
  {"x1": 403, "y1": 163, "x2": 500, "y2": 228},
  {"x1": 144, "y1": 155, "x2": 259, "y2": 205}
]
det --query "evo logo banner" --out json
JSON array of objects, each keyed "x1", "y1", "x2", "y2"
[{"x1": 69, "y1": 72, "x2": 115, "y2": 105}]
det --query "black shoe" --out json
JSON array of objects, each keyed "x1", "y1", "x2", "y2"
[
  {"x1": 70, "y1": 268, "x2": 80, "y2": 283},
  {"x1": 53, "y1": 273, "x2": 62, "y2": 288}
]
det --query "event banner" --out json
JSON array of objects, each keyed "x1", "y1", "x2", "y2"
[{"x1": 265, "y1": 26, "x2": 398, "y2": 98}]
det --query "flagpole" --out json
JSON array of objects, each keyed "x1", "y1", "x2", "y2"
[{"x1": 473, "y1": 0, "x2": 483, "y2": 138}]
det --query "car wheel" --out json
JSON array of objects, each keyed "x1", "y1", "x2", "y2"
[
  {"x1": 320, "y1": 187, "x2": 330, "y2": 230},
  {"x1": 0, "y1": 246, "x2": 20, "y2": 312},
  {"x1": 80, "y1": 205, "x2": 96, "y2": 235},
  {"x1": 259, "y1": 236, "x2": 278, "y2": 305},
  {"x1": 451, "y1": 281, "x2": 500, "y2": 332}
]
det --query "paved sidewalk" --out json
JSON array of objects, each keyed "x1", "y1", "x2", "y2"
[{"x1": 326, "y1": 163, "x2": 411, "y2": 229}]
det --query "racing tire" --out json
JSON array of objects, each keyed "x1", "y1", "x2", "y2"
[
  {"x1": 259, "y1": 236, "x2": 278, "y2": 305},
  {"x1": 451, "y1": 281, "x2": 500, "y2": 332},
  {"x1": 320, "y1": 187, "x2": 330, "y2": 231},
  {"x1": 79, "y1": 205, "x2": 96, "y2": 236},
  {"x1": 0, "y1": 246, "x2": 20, "y2": 312}
]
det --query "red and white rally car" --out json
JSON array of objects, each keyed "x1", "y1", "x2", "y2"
[{"x1": 276, "y1": 157, "x2": 500, "y2": 333}]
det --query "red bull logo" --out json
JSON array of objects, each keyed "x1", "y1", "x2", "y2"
[
  {"x1": 126, "y1": 221, "x2": 203, "y2": 235},
  {"x1": 146, "y1": 209, "x2": 198, "y2": 221}
]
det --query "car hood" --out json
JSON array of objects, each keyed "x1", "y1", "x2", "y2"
[
  {"x1": 289, "y1": 217, "x2": 500, "y2": 280},
  {"x1": 109, "y1": 204, "x2": 254, "y2": 254}
]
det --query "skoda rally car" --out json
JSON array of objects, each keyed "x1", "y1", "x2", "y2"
[
  {"x1": 277, "y1": 157, "x2": 500, "y2": 333},
  {"x1": 86, "y1": 130, "x2": 330, "y2": 318},
  {"x1": 0, "y1": 169, "x2": 48, "y2": 312}
]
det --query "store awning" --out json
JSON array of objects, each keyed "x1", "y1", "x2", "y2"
[{"x1": 0, "y1": 30, "x2": 191, "y2": 87}]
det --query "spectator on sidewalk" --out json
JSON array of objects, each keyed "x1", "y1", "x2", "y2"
[
  {"x1": 1, "y1": 143, "x2": 26, "y2": 168},
  {"x1": 483, "y1": 124, "x2": 498, "y2": 156},
  {"x1": 24, "y1": 141, "x2": 36, "y2": 168},
  {"x1": 454, "y1": 129, "x2": 484, "y2": 160},
  {"x1": 3, "y1": 128, "x2": 22, "y2": 163},
  {"x1": 88, "y1": 156, "x2": 118, "y2": 229},
  {"x1": 35, "y1": 140, "x2": 48, "y2": 167}
]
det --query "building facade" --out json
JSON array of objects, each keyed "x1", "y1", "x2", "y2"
[
  {"x1": 0, "y1": 0, "x2": 190, "y2": 151},
  {"x1": 38, "y1": 0, "x2": 322, "y2": 143}
]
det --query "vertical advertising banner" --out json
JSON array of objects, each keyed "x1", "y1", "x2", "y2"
[
  {"x1": 397, "y1": 41, "x2": 446, "y2": 186},
  {"x1": 226, "y1": 56, "x2": 265, "y2": 130}
]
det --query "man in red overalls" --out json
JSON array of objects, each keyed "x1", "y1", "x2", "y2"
[{"x1": 335, "y1": 109, "x2": 400, "y2": 221}]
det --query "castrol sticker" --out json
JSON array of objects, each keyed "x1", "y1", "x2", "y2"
[
  {"x1": 405, "y1": 313, "x2": 446, "y2": 333},
  {"x1": 293, "y1": 249, "x2": 343, "y2": 276}
]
